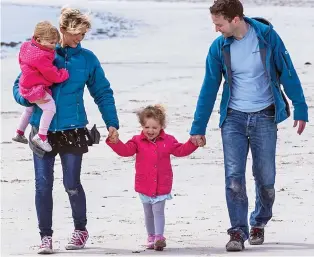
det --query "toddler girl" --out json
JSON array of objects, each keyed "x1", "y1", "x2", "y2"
[
  {"x1": 106, "y1": 105, "x2": 198, "y2": 251},
  {"x1": 12, "y1": 21, "x2": 69, "y2": 152}
]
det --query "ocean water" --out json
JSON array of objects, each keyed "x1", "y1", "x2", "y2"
[{"x1": 0, "y1": 3, "x2": 140, "y2": 58}]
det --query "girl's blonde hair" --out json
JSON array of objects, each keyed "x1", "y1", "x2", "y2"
[
  {"x1": 33, "y1": 21, "x2": 60, "y2": 41},
  {"x1": 137, "y1": 104, "x2": 167, "y2": 128},
  {"x1": 59, "y1": 7, "x2": 91, "y2": 34}
]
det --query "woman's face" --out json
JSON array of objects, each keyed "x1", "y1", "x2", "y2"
[{"x1": 60, "y1": 27, "x2": 87, "y2": 48}]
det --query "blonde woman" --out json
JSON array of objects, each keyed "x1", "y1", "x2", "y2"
[{"x1": 13, "y1": 7, "x2": 119, "y2": 254}]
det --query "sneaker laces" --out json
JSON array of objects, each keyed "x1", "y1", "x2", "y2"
[
  {"x1": 229, "y1": 232, "x2": 243, "y2": 242},
  {"x1": 40, "y1": 236, "x2": 52, "y2": 248},
  {"x1": 250, "y1": 228, "x2": 264, "y2": 237},
  {"x1": 69, "y1": 230, "x2": 86, "y2": 244}
]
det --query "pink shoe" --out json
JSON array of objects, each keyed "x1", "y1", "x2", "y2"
[
  {"x1": 38, "y1": 236, "x2": 53, "y2": 254},
  {"x1": 154, "y1": 235, "x2": 166, "y2": 251},
  {"x1": 65, "y1": 230, "x2": 89, "y2": 250},
  {"x1": 146, "y1": 235, "x2": 155, "y2": 249}
]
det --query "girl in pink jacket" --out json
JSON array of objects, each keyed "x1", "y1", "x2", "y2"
[
  {"x1": 106, "y1": 105, "x2": 198, "y2": 251},
  {"x1": 12, "y1": 21, "x2": 69, "y2": 152}
]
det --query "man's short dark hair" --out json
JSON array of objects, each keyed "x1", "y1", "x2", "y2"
[{"x1": 209, "y1": 0, "x2": 244, "y2": 22}]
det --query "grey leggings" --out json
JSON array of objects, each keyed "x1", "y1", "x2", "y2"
[{"x1": 143, "y1": 200, "x2": 166, "y2": 236}]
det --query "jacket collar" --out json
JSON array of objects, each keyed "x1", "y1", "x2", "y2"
[
  {"x1": 31, "y1": 37, "x2": 55, "y2": 53},
  {"x1": 244, "y1": 17, "x2": 272, "y2": 45},
  {"x1": 140, "y1": 129, "x2": 166, "y2": 141},
  {"x1": 55, "y1": 43, "x2": 82, "y2": 58},
  {"x1": 222, "y1": 16, "x2": 273, "y2": 48}
]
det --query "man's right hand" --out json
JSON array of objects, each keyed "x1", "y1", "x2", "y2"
[
  {"x1": 30, "y1": 98, "x2": 50, "y2": 104},
  {"x1": 190, "y1": 135, "x2": 206, "y2": 147}
]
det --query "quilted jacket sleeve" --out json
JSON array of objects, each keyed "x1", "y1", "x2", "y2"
[
  {"x1": 86, "y1": 53, "x2": 119, "y2": 130},
  {"x1": 34, "y1": 54, "x2": 69, "y2": 84},
  {"x1": 12, "y1": 73, "x2": 33, "y2": 107},
  {"x1": 106, "y1": 137, "x2": 137, "y2": 157}
]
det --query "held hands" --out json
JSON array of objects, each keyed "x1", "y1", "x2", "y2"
[
  {"x1": 190, "y1": 135, "x2": 206, "y2": 147},
  {"x1": 293, "y1": 120, "x2": 306, "y2": 135},
  {"x1": 107, "y1": 126, "x2": 119, "y2": 144}
]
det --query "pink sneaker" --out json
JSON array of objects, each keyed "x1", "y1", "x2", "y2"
[
  {"x1": 146, "y1": 235, "x2": 155, "y2": 249},
  {"x1": 37, "y1": 236, "x2": 53, "y2": 254},
  {"x1": 154, "y1": 235, "x2": 166, "y2": 251},
  {"x1": 65, "y1": 230, "x2": 89, "y2": 250}
]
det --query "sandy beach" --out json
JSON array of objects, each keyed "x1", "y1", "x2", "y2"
[{"x1": 1, "y1": 0, "x2": 314, "y2": 256}]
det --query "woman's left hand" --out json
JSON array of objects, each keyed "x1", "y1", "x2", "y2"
[{"x1": 108, "y1": 126, "x2": 119, "y2": 143}]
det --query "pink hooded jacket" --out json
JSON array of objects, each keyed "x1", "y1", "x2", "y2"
[
  {"x1": 106, "y1": 130, "x2": 198, "y2": 197},
  {"x1": 18, "y1": 38, "x2": 69, "y2": 102}
]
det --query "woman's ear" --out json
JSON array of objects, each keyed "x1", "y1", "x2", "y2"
[{"x1": 60, "y1": 27, "x2": 66, "y2": 34}]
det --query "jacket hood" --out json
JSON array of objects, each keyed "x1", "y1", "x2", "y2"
[{"x1": 245, "y1": 16, "x2": 273, "y2": 39}]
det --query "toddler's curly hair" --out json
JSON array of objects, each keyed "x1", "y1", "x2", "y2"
[{"x1": 137, "y1": 104, "x2": 166, "y2": 128}]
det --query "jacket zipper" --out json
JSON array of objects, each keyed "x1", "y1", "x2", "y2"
[
  {"x1": 265, "y1": 46, "x2": 278, "y2": 123},
  {"x1": 76, "y1": 94, "x2": 79, "y2": 120},
  {"x1": 222, "y1": 47, "x2": 232, "y2": 124},
  {"x1": 55, "y1": 48, "x2": 68, "y2": 130},
  {"x1": 254, "y1": 28, "x2": 278, "y2": 123}
]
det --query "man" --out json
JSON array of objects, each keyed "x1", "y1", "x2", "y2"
[{"x1": 190, "y1": 0, "x2": 308, "y2": 252}]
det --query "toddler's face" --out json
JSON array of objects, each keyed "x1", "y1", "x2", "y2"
[
  {"x1": 142, "y1": 118, "x2": 162, "y2": 141},
  {"x1": 38, "y1": 38, "x2": 58, "y2": 50}
]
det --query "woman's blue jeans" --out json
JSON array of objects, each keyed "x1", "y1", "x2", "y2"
[{"x1": 33, "y1": 152, "x2": 87, "y2": 237}]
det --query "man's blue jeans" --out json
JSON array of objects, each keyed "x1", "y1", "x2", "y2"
[
  {"x1": 33, "y1": 152, "x2": 87, "y2": 238},
  {"x1": 221, "y1": 108, "x2": 277, "y2": 241}
]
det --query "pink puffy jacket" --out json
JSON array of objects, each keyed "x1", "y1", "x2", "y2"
[
  {"x1": 19, "y1": 38, "x2": 69, "y2": 102},
  {"x1": 106, "y1": 130, "x2": 198, "y2": 197}
]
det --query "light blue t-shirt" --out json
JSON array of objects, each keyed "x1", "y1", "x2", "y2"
[{"x1": 228, "y1": 24, "x2": 274, "y2": 112}]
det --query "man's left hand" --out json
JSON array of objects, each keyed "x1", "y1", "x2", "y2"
[{"x1": 293, "y1": 120, "x2": 306, "y2": 135}]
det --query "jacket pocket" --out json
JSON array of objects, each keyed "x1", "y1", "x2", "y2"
[
  {"x1": 135, "y1": 174, "x2": 146, "y2": 184},
  {"x1": 281, "y1": 51, "x2": 292, "y2": 77},
  {"x1": 274, "y1": 81, "x2": 291, "y2": 118}
]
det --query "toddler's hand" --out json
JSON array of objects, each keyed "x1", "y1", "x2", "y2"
[{"x1": 190, "y1": 135, "x2": 206, "y2": 147}]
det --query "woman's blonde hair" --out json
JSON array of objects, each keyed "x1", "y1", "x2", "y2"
[
  {"x1": 59, "y1": 7, "x2": 91, "y2": 34},
  {"x1": 137, "y1": 104, "x2": 167, "y2": 128},
  {"x1": 33, "y1": 21, "x2": 60, "y2": 41}
]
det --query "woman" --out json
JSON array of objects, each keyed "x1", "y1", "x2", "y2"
[{"x1": 13, "y1": 7, "x2": 119, "y2": 254}]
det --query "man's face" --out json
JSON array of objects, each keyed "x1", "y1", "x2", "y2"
[{"x1": 211, "y1": 14, "x2": 236, "y2": 38}]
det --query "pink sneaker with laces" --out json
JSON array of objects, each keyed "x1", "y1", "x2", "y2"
[
  {"x1": 38, "y1": 236, "x2": 53, "y2": 254},
  {"x1": 154, "y1": 235, "x2": 166, "y2": 251},
  {"x1": 65, "y1": 230, "x2": 89, "y2": 250},
  {"x1": 146, "y1": 235, "x2": 155, "y2": 249}
]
